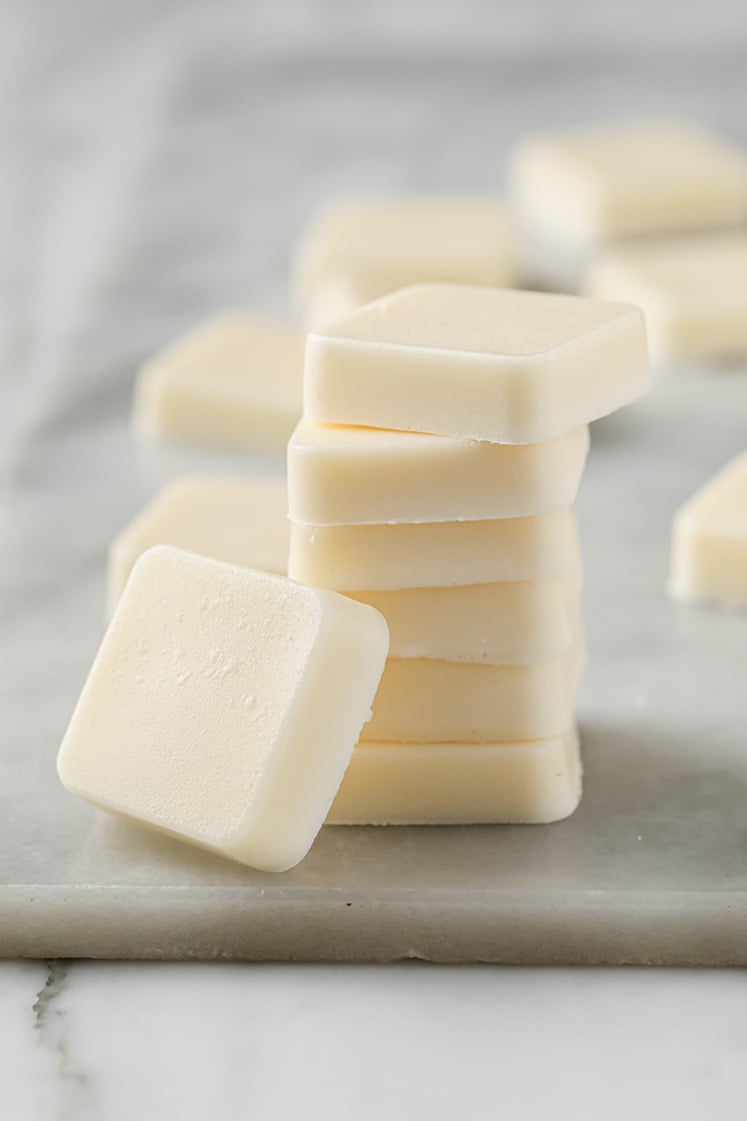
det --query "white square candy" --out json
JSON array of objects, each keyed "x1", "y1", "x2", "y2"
[
  {"x1": 289, "y1": 508, "x2": 580, "y2": 591},
  {"x1": 510, "y1": 121, "x2": 747, "y2": 287},
  {"x1": 328, "y1": 728, "x2": 582, "y2": 825},
  {"x1": 108, "y1": 476, "x2": 289, "y2": 612},
  {"x1": 304, "y1": 284, "x2": 648, "y2": 444},
  {"x1": 294, "y1": 196, "x2": 515, "y2": 326},
  {"x1": 587, "y1": 233, "x2": 747, "y2": 362},
  {"x1": 58, "y1": 546, "x2": 389, "y2": 872},
  {"x1": 669, "y1": 452, "x2": 747, "y2": 608},
  {"x1": 134, "y1": 316, "x2": 304, "y2": 451},
  {"x1": 288, "y1": 419, "x2": 589, "y2": 524}
]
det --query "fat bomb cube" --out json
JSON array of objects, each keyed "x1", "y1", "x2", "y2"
[
  {"x1": 289, "y1": 508, "x2": 580, "y2": 591},
  {"x1": 669, "y1": 452, "x2": 747, "y2": 608},
  {"x1": 57, "y1": 546, "x2": 389, "y2": 872},
  {"x1": 288, "y1": 419, "x2": 590, "y2": 525},
  {"x1": 328, "y1": 727, "x2": 582, "y2": 825},
  {"x1": 348, "y1": 569, "x2": 581, "y2": 665},
  {"x1": 108, "y1": 476, "x2": 289, "y2": 612},
  {"x1": 134, "y1": 316, "x2": 304, "y2": 451},
  {"x1": 510, "y1": 122, "x2": 747, "y2": 288},
  {"x1": 587, "y1": 233, "x2": 747, "y2": 362},
  {"x1": 293, "y1": 196, "x2": 516, "y2": 326},
  {"x1": 363, "y1": 630, "x2": 585, "y2": 743},
  {"x1": 304, "y1": 285, "x2": 649, "y2": 444}
]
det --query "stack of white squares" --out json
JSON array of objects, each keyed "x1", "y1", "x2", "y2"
[{"x1": 288, "y1": 283, "x2": 650, "y2": 826}]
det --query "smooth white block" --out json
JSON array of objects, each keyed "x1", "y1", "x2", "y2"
[
  {"x1": 57, "y1": 546, "x2": 389, "y2": 873},
  {"x1": 108, "y1": 476, "x2": 289, "y2": 612},
  {"x1": 587, "y1": 234, "x2": 747, "y2": 362},
  {"x1": 363, "y1": 631, "x2": 584, "y2": 743},
  {"x1": 287, "y1": 419, "x2": 590, "y2": 524},
  {"x1": 669, "y1": 452, "x2": 747, "y2": 608},
  {"x1": 134, "y1": 316, "x2": 304, "y2": 451},
  {"x1": 304, "y1": 285, "x2": 649, "y2": 444},
  {"x1": 293, "y1": 196, "x2": 516, "y2": 326},
  {"x1": 289, "y1": 508, "x2": 579, "y2": 591},
  {"x1": 348, "y1": 570, "x2": 581, "y2": 664},
  {"x1": 510, "y1": 122, "x2": 747, "y2": 250},
  {"x1": 328, "y1": 727, "x2": 582, "y2": 824}
]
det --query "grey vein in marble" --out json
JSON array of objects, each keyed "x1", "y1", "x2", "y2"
[{"x1": 32, "y1": 961, "x2": 88, "y2": 1120}]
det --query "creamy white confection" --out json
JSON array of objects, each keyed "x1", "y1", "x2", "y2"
[
  {"x1": 348, "y1": 569, "x2": 581, "y2": 664},
  {"x1": 510, "y1": 122, "x2": 747, "y2": 250},
  {"x1": 328, "y1": 726, "x2": 582, "y2": 825},
  {"x1": 304, "y1": 275, "x2": 374, "y2": 331},
  {"x1": 134, "y1": 315, "x2": 304, "y2": 451},
  {"x1": 587, "y1": 233, "x2": 747, "y2": 362},
  {"x1": 108, "y1": 476, "x2": 289, "y2": 613},
  {"x1": 57, "y1": 546, "x2": 389, "y2": 873},
  {"x1": 287, "y1": 419, "x2": 589, "y2": 524},
  {"x1": 289, "y1": 507, "x2": 579, "y2": 591},
  {"x1": 669, "y1": 452, "x2": 747, "y2": 608},
  {"x1": 293, "y1": 196, "x2": 516, "y2": 326},
  {"x1": 304, "y1": 285, "x2": 649, "y2": 444},
  {"x1": 362, "y1": 630, "x2": 584, "y2": 743}
]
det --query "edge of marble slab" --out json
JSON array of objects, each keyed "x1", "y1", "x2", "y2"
[{"x1": 1, "y1": 885, "x2": 745, "y2": 965}]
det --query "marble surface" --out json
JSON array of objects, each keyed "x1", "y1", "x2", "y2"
[
  {"x1": 2, "y1": 959, "x2": 747, "y2": 1121},
  {"x1": 3, "y1": 2, "x2": 747, "y2": 964}
]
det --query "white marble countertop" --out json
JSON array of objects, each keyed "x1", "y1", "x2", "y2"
[
  {"x1": 3, "y1": 961, "x2": 746, "y2": 1119},
  {"x1": 3, "y1": 1, "x2": 747, "y2": 1112}
]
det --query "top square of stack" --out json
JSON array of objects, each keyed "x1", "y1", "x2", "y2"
[{"x1": 304, "y1": 284, "x2": 649, "y2": 444}]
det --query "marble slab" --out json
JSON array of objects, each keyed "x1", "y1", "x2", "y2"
[{"x1": 2, "y1": 367, "x2": 747, "y2": 963}]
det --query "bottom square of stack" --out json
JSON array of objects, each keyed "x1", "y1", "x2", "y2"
[{"x1": 327, "y1": 726, "x2": 582, "y2": 825}]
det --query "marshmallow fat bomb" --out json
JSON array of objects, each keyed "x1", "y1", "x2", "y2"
[
  {"x1": 288, "y1": 419, "x2": 589, "y2": 525},
  {"x1": 108, "y1": 476, "x2": 289, "y2": 612},
  {"x1": 587, "y1": 233, "x2": 747, "y2": 362},
  {"x1": 669, "y1": 452, "x2": 747, "y2": 609},
  {"x1": 510, "y1": 121, "x2": 747, "y2": 289},
  {"x1": 304, "y1": 284, "x2": 649, "y2": 444},
  {"x1": 134, "y1": 315, "x2": 304, "y2": 452},
  {"x1": 348, "y1": 570, "x2": 581, "y2": 665},
  {"x1": 363, "y1": 631, "x2": 585, "y2": 744},
  {"x1": 329, "y1": 727, "x2": 582, "y2": 826},
  {"x1": 57, "y1": 547, "x2": 389, "y2": 872},
  {"x1": 294, "y1": 196, "x2": 516, "y2": 326},
  {"x1": 289, "y1": 507, "x2": 579, "y2": 591}
]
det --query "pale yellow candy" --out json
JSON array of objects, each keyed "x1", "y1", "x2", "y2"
[
  {"x1": 328, "y1": 727, "x2": 582, "y2": 825},
  {"x1": 348, "y1": 570, "x2": 581, "y2": 665},
  {"x1": 304, "y1": 284, "x2": 649, "y2": 444},
  {"x1": 294, "y1": 196, "x2": 516, "y2": 326},
  {"x1": 669, "y1": 452, "x2": 747, "y2": 608},
  {"x1": 288, "y1": 419, "x2": 589, "y2": 525},
  {"x1": 587, "y1": 233, "x2": 747, "y2": 362},
  {"x1": 57, "y1": 547, "x2": 388, "y2": 873},
  {"x1": 511, "y1": 122, "x2": 747, "y2": 247},
  {"x1": 134, "y1": 316, "x2": 304, "y2": 451},
  {"x1": 363, "y1": 631, "x2": 585, "y2": 744},
  {"x1": 288, "y1": 508, "x2": 579, "y2": 591},
  {"x1": 108, "y1": 476, "x2": 289, "y2": 613}
]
